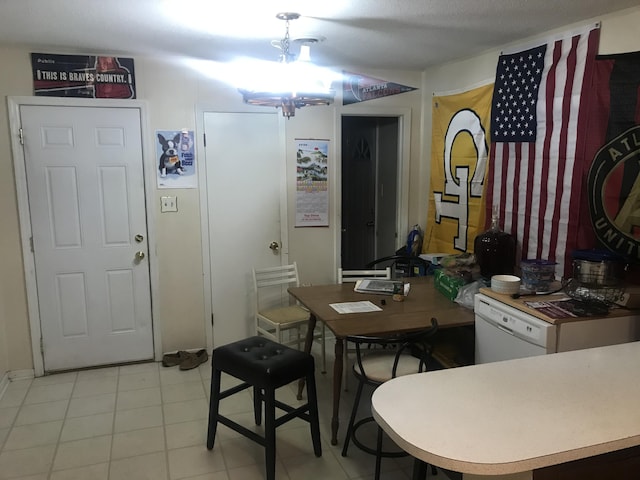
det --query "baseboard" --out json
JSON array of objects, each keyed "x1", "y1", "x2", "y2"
[
  {"x1": 9, "y1": 369, "x2": 35, "y2": 380},
  {"x1": 0, "y1": 369, "x2": 35, "y2": 402},
  {"x1": 0, "y1": 371, "x2": 9, "y2": 400}
]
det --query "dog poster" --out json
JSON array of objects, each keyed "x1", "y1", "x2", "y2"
[{"x1": 156, "y1": 129, "x2": 197, "y2": 189}]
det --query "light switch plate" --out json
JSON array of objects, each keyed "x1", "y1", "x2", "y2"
[{"x1": 160, "y1": 196, "x2": 178, "y2": 212}]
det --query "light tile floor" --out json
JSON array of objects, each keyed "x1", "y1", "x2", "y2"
[{"x1": 0, "y1": 349, "x2": 436, "y2": 480}]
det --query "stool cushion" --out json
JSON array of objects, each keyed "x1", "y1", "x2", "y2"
[
  {"x1": 212, "y1": 336, "x2": 314, "y2": 389},
  {"x1": 355, "y1": 352, "x2": 423, "y2": 383}
]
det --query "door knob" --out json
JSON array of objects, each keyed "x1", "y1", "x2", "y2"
[
  {"x1": 135, "y1": 251, "x2": 145, "y2": 261},
  {"x1": 269, "y1": 241, "x2": 280, "y2": 252}
]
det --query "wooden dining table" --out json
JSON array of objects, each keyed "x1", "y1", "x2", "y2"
[{"x1": 288, "y1": 275, "x2": 475, "y2": 445}]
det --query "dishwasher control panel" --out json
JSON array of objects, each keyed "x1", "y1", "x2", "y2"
[{"x1": 475, "y1": 294, "x2": 556, "y2": 347}]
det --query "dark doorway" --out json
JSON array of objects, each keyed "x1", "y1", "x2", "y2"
[{"x1": 341, "y1": 116, "x2": 399, "y2": 269}]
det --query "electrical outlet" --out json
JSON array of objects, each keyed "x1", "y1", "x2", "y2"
[{"x1": 160, "y1": 196, "x2": 178, "y2": 213}]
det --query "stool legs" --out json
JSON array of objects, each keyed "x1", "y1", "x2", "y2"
[
  {"x1": 343, "y1": 374, "x2": 410, "y2": 480},
  {"x1": 375, "y1": 425, "x2": 383, "y2": 480},
  {"x1": 207, "y1": 367, "x2": 322, "y2": 480},
  {"x1": 253, "y1": 386, "x2": 262, "y2": 425},
  {"x1": 306, "y1": 369, "x2": 322, "y2": 457},
  {"x1": 341, "y1": 376, "x2": 365, "y2": 457},
  {"x1": 264, "y1": 388, "x2": 277, "y2": 480},
  {"x1": 206, "y1": 369, "x2": 222, "y2": 450}
]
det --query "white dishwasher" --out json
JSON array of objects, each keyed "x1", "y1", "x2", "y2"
[
  {"x1": 474, "y1": 292, "x2": 640, "y2": 364},
  {"x1": 474, "y1": 293, "x2": 556, "y2": 363}
]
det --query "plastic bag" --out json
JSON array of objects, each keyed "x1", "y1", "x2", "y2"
[{"x1": 454, "y1": 280, "x2": 482, "y2": 310}]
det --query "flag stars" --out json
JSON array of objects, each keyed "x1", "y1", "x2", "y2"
[{"x1": 491, "y1": 43, "x2": 546, "y2": 141}]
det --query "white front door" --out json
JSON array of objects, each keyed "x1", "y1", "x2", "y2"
[
  {"x1": 203, "y1": 112, "x2": 284, "y2": 347},
  {"x1": 20, "y1": 105, "x2": 154, "y2": 372}
]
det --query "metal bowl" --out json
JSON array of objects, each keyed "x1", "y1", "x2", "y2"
[{"x1": 572, "y1": 250, "x2": 627, "y2": 286}]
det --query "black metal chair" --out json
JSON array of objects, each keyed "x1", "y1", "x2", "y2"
[
  {"x1": 366, "y1": 252, "x2": 430, "y2": 278},
  {"x1": 207, "y1": 336, "x2": 322, "y2": 480},
  {"x1": 341, "y1": 319, "x2": 439, "y2": 480}
]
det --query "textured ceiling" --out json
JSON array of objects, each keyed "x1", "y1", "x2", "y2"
[{"x1": 0, "y1": 0, "x2": 638, "y2": 70}]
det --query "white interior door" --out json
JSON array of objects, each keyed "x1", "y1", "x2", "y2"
[
  {"x1": 21, "y1": 105, "x2": 154, "y2": 372},
  {"x1": 204, "y1": 112, "x2": 283, "y2": 347}
]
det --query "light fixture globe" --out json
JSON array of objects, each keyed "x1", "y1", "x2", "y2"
[{"x1": 238, "y1": 12, "x2": 335, "y2": 118}]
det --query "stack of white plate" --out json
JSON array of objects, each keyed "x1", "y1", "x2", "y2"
[{"x1": 491, "y1": 275, "x2": 521, "y2": 295}]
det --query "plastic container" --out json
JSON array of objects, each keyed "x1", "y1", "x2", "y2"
[
  {"x1": 572, "y1": 249, "x2": 627, "y2": 286},
  {"x1": 520, "y1": 259, "x2": 556, "y2": 292}
]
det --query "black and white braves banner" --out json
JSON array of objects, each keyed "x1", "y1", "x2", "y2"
[{"x1": 31, "y1": 53, "x2": 136, "y2": 99}]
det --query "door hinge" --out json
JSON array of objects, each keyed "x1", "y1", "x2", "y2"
[
  {"x1": 19, "y1": 128, "x2": 24, "y2": 145},
  {"x1": 29, "y1": 236, "x2": 34, "y2": 253},
  {"x1": 203, "y1": 133, "x2": 206, "y2": 148},
  {"x1": 211, "y1": 313, "x2": 214, "y2": 326},
  {"x1": 39, "y1": 337, "x2": 44, "y2": 354}
]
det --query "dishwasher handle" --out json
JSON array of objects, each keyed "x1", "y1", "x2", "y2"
[{"x1": 496, "y1": 323, "x2": 514, "y2": 335}]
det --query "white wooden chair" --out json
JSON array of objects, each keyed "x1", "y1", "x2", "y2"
[
  {"x1": 337, "y1": 267, "x2": 392, "y2": 390},
  {"x1": 252, "y1": 262, "x2": 326, "y2": 372},
  {"x1": 338, "y1": 268, "x2": 392, "y2": 284}
]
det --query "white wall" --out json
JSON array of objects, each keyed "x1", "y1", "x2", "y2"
[{"x1": 1, "y1": 47, "x2": 37, "y2": 374}]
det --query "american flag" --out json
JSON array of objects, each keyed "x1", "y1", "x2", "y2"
[{"x1": 486, "y1": 25, "x2": 600, "y2": 278}]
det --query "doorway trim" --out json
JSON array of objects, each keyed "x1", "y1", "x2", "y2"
[
  {"x1": 334, "y1": 106, "x2": 411, "y2": 272},
  {"x1": 8, "y1": 96, "x2": 161, "y2": 377}
]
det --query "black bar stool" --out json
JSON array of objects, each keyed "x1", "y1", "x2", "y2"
[{"x1": 206, "y1": 336, "x2": 322, "y2": 480}]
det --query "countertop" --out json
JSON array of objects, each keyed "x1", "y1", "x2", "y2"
[
  {"x1": 478, "y1": 287, "x2": 638, "y2": 325},
  {"x1": 371, "y1": 341, "x2": 640, "y2": 476}
]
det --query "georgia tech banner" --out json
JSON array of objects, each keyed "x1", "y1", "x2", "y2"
[
  {"x1": 342, "y1": 71, "x2": 416, "y2": 105},
  {"x1": 425, "y1": 83, "x2": 493, "y2": 254}
]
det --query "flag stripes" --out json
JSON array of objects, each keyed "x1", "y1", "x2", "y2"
[{"x1": 487, "y1": 26, "x2": 599, "y2": 277}]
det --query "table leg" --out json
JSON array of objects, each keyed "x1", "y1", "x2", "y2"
[
  {"x1": 297, "y1": 313, "x2": 317, "y2": 400},
  {"x1": 411, "y1": 458, "x2": 427, "y2": 480},
  {"x1": 331, "y1": 337, "x2": 344, "y2": 445}
]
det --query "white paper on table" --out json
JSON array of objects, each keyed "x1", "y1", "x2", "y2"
[{"x1": 329, "y1": 301, "x2": 383, "y2": 314}]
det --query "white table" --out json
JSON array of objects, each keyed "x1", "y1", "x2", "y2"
[{"x1": 372, "y1": 341, "x2": 640, "y2": 478}]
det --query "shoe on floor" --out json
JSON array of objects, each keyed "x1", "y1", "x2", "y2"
[
  {"x1": 162, "y1": 351, "x2": 189, "y2": 367},
  {"x1": 179, "y1": 349, "x2": 209, "y2": 370}
]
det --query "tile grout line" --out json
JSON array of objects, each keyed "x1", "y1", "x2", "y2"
[
  {"x1": 157, "y1": 363, "x2": 172, "y2": 480},
  {"x1": 106, "y1": 367, "x2": 123, "y2": 480},
  {"x1": 45, "y1": 373, "x2": 77, "y2": 480},
  {"x1": 0, "y1": 378, "x2": 33, "y2": 457}
]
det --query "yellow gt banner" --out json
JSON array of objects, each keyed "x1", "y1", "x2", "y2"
[{"x1": 425, "y1": 83, "x2": 493, "y2": 254}]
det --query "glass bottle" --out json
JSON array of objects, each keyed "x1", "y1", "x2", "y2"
[{"x1": 474, "y1": 207, "x2": 516, "y2": 280}]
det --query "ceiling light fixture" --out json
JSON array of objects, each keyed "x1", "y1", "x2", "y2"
[{"x1": 238, "y1": 12, "x2": 335, "y2": 119}]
